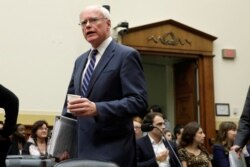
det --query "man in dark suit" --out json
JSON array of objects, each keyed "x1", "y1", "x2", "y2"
[
  {"x1": 136, "y1": 112, "x2": 180, "y2": 167},
  {"x1": 0, "y1": 85, "x2": 19, "y2": 167},
  {"x1": 232, "y1": 86, "x2": 250, "y2": 152},
  {"x1": 62, "y1": 5, "x2": 148, "y2": 167}
]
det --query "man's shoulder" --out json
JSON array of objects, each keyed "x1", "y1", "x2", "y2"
[
  {"x1": 136, "y1": 135, "x2": 150, "y2": 144},
  {"x1": 116, "y1": 43, "x2": 136, "y2": 52},
  {"x1": 108, "y1": 40, "x2": 135, "y2": 52}
]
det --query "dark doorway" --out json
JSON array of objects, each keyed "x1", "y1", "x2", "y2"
[{"x1": 174, "y1": 60, "x2": 198, "y2": 126}]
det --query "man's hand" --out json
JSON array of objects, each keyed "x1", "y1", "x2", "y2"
[
  {"x1": 231, "y1": 145, "x2": 242, "y2": 158},
  {"x1": 67, "y1": 98, "x2": 97, "y2": 117},
  {"x1": 156, "y1": 149, "x2": 169, "y2": 162}
]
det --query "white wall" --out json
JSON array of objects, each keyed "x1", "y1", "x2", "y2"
[{"x1": 1, "y1": 0, "x2": 250, "y2": 117}]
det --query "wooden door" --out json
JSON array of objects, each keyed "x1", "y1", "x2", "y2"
[{"x1": 174, "y1": 60, "x2": 198, "y2": 126}]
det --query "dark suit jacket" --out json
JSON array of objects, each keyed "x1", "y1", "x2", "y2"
[
  {"x1": 235, "y1": 86, "x2": 250, "y2": 147},
  {"x1": 212, "y1": 144, "x2": 230, "y2": 167},
  {"x1": 0, "y1": 85, "x2": 19, "y2": 167},
  {"x1": 62, "y1": 40, "x2": 148, "y2": 167},
  {"x1": 136, "y1": 135, "x2": 180, "y2": 167}
]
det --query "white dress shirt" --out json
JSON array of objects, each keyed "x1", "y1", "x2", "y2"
[{"x1": 148, "y1": 135, "x2": 170, "y2": 167}]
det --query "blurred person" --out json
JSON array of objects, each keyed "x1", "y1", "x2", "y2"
[
  {"x1": 62, "y1": 5, "x2": 147, "y2": 167},
  {"x1": 178, "y1": 122, "x2": 212, "y2": 167},
  {"x1": 0, "y1": 121, "x2": 4, "y2": 129},
  {"x1": 149, "y1": 105, "x2": 171, "y2": 131},
  {"x1": 23, "y1": 120, "x2": 49, "y2": 157},
  {"x1": 0, "y1": 85, "x2": 19, "y2": 167},
  {"x1": 136, "y1": 112, "x2": 179, "y2": 167},
  {"x1": 8, "y1": 124, "x2": 27, "y2": 155},
  {"x1": 164, "y1": 130, "x2": 173, "y2": 141},
  {"x1": 133, "y1": 116, "x2": 143, "y2": 139},
  {"x1": 173, "y1": 124, "x2": 184, "y2": 147},
  {"x1": 213, "y1": 121, "x2": 237, "y2": 167},
  {"x1": 8, "y1": 124, "x2": 26, "y2": 154},
  {"x1": 149, "y1": 105, "x2": 162, "y2": 113}
]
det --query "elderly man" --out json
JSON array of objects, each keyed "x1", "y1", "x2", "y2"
[{"x1": 62, "y1": 5, "x2": 148, "y2": 167}]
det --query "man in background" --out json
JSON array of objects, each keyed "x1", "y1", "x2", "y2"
[
  {"x1": 0, "y1": 85, "x2": 19, "y2": 167},
  {"x1": 173, "y1": 124, "x2": 184, "y2": 147},
  {"x1": 136, "y1": 112, "x2": 179, "y2": 167},
  {"x1": 62, "y1": 5, "x2": 148, "y2": 167}
]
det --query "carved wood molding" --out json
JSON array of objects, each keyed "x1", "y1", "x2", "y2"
[{"x1": 147, "y1": 32, "x2": 192, "y2": 46}]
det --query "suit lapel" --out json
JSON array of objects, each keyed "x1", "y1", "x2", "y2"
[
  {"x1": 144, "y1": 136, "x2": 156, "y2": 157},
  {"x1": 76, "y1": 51, "x2": 90, "y2": 95},
  {"x1": 85, "y1": 41, "x2": 116, "y2": 96}
]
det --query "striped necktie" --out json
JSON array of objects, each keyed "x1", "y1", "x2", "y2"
[{"x1": 82, "y1": 49, "x2": 98, "y2": 96}]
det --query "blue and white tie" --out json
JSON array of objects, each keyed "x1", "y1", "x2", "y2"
[{"x1": 82, "y1": 49, "x2": 98, "y2": 96}]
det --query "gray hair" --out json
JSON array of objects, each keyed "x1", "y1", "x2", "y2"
[{"x1": 81, "y1": 5, "x2": 111, "y2": 20}]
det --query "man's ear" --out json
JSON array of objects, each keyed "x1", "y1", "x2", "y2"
[{"x1": 107, "y1": 19, "x2": 111, "y2": 28}]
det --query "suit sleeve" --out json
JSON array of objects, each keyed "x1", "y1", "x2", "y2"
[
  {"x1": 136, "y1": 140, "x2": 159, "y2": 167},
  {"x1": 0, "y1": 85, "x2": 19, "y2": 138},
  {"x1": 235, "y1": 86, "x2": 250, "y2": 147},
  {"x1": 61, "y1": 59, "x2": 81, "y2": 118}
]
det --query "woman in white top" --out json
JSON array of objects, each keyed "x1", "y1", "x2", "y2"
[{"x1": 23, "y1": 120, "x2": 49, "y2": 157}]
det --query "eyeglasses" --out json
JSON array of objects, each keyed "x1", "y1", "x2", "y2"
[
  {"x1": 134, "y1": 126, "x2": 141, "y2": 130},
  {"x1": 79, "y1": 17, "x2": 107, "y2": 28}
]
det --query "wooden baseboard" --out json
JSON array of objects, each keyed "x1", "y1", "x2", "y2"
[{"x1": 0, "y1": 109, "x2": 59, "y2": 125}]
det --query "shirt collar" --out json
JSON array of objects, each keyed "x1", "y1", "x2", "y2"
[
  {"x1": 92, "y1": 36, "x2": 112, "y2": 55},
  {"x1": 148, "y1": 134, "x2": 163, "y2": 145}
]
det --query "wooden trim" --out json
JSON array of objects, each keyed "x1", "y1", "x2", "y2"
[{"x1": 198, "y1": 56, "x2": 216, "y2": 150}]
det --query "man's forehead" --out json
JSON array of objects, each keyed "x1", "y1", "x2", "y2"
[{"x1": 153, "y1": 115, "x2": 164, "y2": 123}]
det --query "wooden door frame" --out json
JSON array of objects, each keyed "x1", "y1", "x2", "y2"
[{"x1": 120, "y1": 19, "x2": 217, "y2": 148}]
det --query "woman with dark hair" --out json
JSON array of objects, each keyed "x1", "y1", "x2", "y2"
[
  {"x1": 178, "y1": 122, "x2": 212, "y2": 167},
  {"x1": 213, "y1": 121, "x2": 237, "y2": 167},
  {"x1": 8, "y1": 124, "x2": 26, "y2": 155},
  {"x1": 23, "y1": 120, "x2": 49, "y2": 157}
]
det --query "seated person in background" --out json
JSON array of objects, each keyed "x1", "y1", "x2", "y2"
[
  {"x1": 133, "y1": 116, "x2": 143, "y2": 139},
  {"x1": 136, "y1": 112, "x2": 179, "y2": 167},
  {"x1": 164, "y1": 130, "x2": 173, "y2": 141},
  {"x1": 8, "y1": 124, "x2": 27, "y2": 155},
  {"x1": 149, "y1": 105, "x2": 162, "y2": 113},
  {"x1": 149, "y1": 105, "x2": 171, "y2": 131},
  {"x1": 23, "y1": 120, "x2": 49, "y2": 157},
  {"x1": 178, "y1": 122, "x2": 212, "y2": 167},
  {"x1": 213, "y1": 121, "x2": 237, "y2": 167},
  {"x1": 173, "y1": 124, "x2": 184, "y2": 147}
]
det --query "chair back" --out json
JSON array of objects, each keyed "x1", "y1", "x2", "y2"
[
  {"x1": 54, "y1": 159, "x2": 119, "y2": 167},
  {"x1": 5, "y1": 155, "x2": 55, "y2": 167}
]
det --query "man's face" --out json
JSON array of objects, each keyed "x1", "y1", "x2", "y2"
[
  {"x1": 79, "y1": 8, "x2": 111, "y2": 48},
  {"x1": 17, "y1": 125, "x2": 26, "y2": 137},
  {"x1": 151, "y1": 115, "x2": 165, "y2": 138}
]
